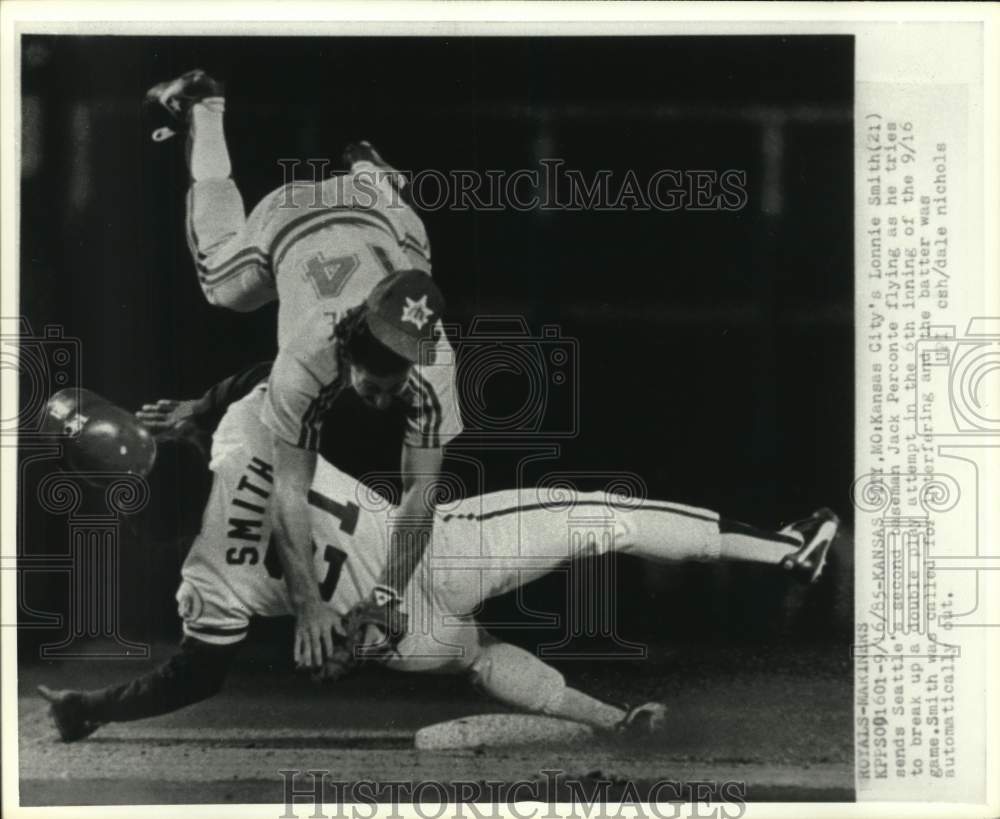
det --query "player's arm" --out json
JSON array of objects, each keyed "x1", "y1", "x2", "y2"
[
  {"x1": 271, "y1": 434, "x2": 338, "y2": 668},
  {"x1": 261, "y1": 332, "x2": 345, "y2": 669},
  {"x1": 187, "y1": 359, "x2": 273, "y2": 428},
  {"x1": 378, "y1": 333, "x2": 463, "y2": 601},
  {"x1": 38, "y1": 637, "x2": 238, "y2": 742},
  {"x1": 379, "y1": 443, "x2": 442, "y2": 595},
  {"x1": 341, "y1": 443, "x2": 441, "y2": 661},
  {"x1": 135, "y1": 359, "x2": 273, "y2": 457},
  {"x1": 352, "y1": 337, "x2": 463, "y2": 657}
]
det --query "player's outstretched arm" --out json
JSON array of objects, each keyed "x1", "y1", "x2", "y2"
[
  {"x1": 271, "y1": 435, "x2": 338, "y2": 669},
  {"x1": 37, "y1": 637, "x2": 238, "y2": 742},
  {"x1": 186, "y1": 359, "x2": 273, "y2": 430},
  {"x1": 135, "y1": 399, "x2": 198, "y2": 436},
  {"x1": 135, "y1": 360, "x2": 273, "y2": 458}
]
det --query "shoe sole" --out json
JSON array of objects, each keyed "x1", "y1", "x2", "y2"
[
  {"x1": 145, "y1": 71, "x2": 219, "y2": 116},
  {"x1": 146, "y1": 77, "x2": 189, "y2": 114},
  {"x1": 622, "y1": 703, "x2": 668, "y2": 736},
  {"x1": 782, "y1": 509, "x2": 839, "y2": 583}
]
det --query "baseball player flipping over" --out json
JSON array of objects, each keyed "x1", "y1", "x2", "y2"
[{"x1": 146, "y1": 70, "x2": 461, "y2": 671}]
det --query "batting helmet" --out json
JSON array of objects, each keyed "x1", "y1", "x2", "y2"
[{"x1": 42, "y1": 388, "x2": 157, "y2": 480}]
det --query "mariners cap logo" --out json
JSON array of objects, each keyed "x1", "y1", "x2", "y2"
[
  {"x1": 365, "y1": 270, "x2": 445, "y2": 363},
  {"x1": 400, "y1": 294, "x2": 433, "y2": 330}
]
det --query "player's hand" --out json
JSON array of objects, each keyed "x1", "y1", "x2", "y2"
[
  {"x1": 135, "y1": 399, "x2": 198, "y2": 438},
  {"x1": 293, "y1": 602, "x2": 340, "y2": 669},
  {"x1": 136, "y1": 399, "x2": 209, "y2": 459}
]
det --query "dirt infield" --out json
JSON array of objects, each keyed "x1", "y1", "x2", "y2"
[{"x1": 17, "y1": 643, "x2": 853, "y2": 806}]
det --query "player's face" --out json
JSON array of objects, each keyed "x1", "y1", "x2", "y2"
[{"x1": 349, "y1": 364, "x2": 410, "y2": 411}]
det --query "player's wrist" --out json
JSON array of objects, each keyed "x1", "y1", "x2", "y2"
[{"x1": 293, "y1": 590, "x2": 325, "y2": 612}]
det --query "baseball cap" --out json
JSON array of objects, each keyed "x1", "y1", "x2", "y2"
[{"x1": 365, "y1": 270, "x2": 445, "y2": 364}]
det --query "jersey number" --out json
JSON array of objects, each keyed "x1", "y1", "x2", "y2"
[
  {"x1": 264, "y1": 536, "x2": 348, "y2": 604},
  {"x1": 263, "y1": 490, "x2": 359, "y2": 603},
  {"x1": 306, "y1": 489, "x2": 359, "y2": 534},
  {"x1": 303, "y1": 252, "x2": 359, "y2": 299}
]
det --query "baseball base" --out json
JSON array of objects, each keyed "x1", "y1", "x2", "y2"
[{"x1": 414, "y1": 713, "x2": 594, "y2": 750}]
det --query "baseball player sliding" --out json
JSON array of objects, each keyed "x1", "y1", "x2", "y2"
[
  {"x1": 145, "y1": 70, "x2": 460, "y2": 672},
  {"x1": 38, "y1": 383, "x2": 838, "y2": 743}
]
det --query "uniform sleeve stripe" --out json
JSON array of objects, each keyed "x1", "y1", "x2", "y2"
[
  {"x1": 409, "y1": 371, "x2": 442, "y2": 449},
  {"x1": 298, "y1": 391, "x2": 321, "y2": 451},
  {"x1": 297, "y1": 372, "x2": 346, "y2": 451},
  {"x1": 182, "y1": 629, "x2": 247, "y2": 646},
  {"x1": 368, "y1": 243, "x2": 396, "y2": 276},
  {"x1": 405, "y1": 374, "x2": 429, "y2": 447},
  {"x1": 424, "y1": 375, "x2": 444, "y2": 446},
  {"x1": 184, "y1": 623, "x2": 249, "y2": 637},
  {"x1": 401, "y1": 234, "x2": 431, "y2": 259},
  {"x1": 185, "y1": 622, "x2": 247, "y2": 635}
]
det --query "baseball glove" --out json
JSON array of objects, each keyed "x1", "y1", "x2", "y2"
[
  {"x1": 309, "y1": 640, "x2": 357, "y2": 684},
  {"x1": 342, "y1": 586, "x2": 409, "y2": 661}
]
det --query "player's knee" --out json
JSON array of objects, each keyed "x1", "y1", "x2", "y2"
[
  {"x1": 386, "y1": 624, "x2": 483, "y2": 675},
  {"x1": 468, "y1": 642, "x2": 565, "y2": 714}
]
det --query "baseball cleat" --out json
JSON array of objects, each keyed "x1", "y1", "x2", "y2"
[
  {"x1": 779, "y1": 507, "x2": 840, "y2": 584},
  {"x1": 342, "y1": 140, "x2": 390, "y2": 170},
  {"x1": 37, "y1": 685, "x2": 104, "y2": 743},
  {"x1": 144, "y1": 69, "x2": 225, "y2": 142},
  {"x1": 342, "y1": 140, "x2": 408, "y2": 190},
  {"x1": 617, "y1": 702, "x2": 667, "y2": 737}
]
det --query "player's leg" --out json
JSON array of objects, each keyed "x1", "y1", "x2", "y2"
[
  {"x1": 435, "y1": 490, "x2": 838, "y2": 610},
  {"x1": 553, "y1": 494, "x2": 838, "y2": 580},
  {"x1": 340, "y1": 141, "x2": 432, "y2": 274},
  {"x1": 466, "y1": 635, "x2": 665, "y2": 735},
  {"x1": 434, "y1": 489, "x2": 724, "y2": 606},
  {"x1": 467, "y1": 638, "x2": 626, "y2": 731},
  {"x1": 384, "y1": 610, "x2": 484, "y2": 674},
  {"x1": 184, "y1": 97, "x2": 279, "y2": 312},
  {"x1": 430, "y1": 489, "x2": 570, "y2": 611},
  {"x1": 147, "y1": 70, "x2": 276, "y2": 312},
  {"x1": 388, "y1": 618, "x2": 657, "y2": 734},
  {"x1": 614, "y1": 501, "x2": 796, "y2": 564}
]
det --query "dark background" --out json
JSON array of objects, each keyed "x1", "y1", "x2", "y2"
[{"x1": 17, "y1": 35, "x2": 853, "y2": 661}]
